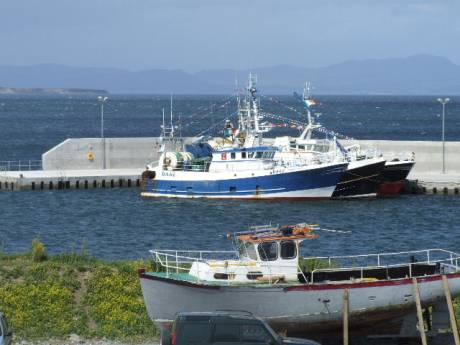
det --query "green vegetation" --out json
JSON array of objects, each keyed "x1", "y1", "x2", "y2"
[
  {"x1": 2, "y1": 240, "x2": 460, "y2": 341},
  {"x1": 0, "y1": 239, "x2": 157, "y2": 342},
  {"x1": 299, "y1": 257, "x2": 336, "y2": 272}
]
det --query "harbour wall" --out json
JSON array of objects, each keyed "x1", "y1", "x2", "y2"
[
  {"x1": 42, "y1": 138, "x2": 460, "y2": 176},
  {"x1": 42, "y1": 138, "x2": 163, "y2": 170},
  {"x1": 341, "y1": 140, "x2": 460, "y2": 177},
  {"x1": 1, "y1": 137, "x2": 457, "y2": 192}
]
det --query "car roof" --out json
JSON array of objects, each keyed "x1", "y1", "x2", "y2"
[{"x1": 175, "y1": 311, "x2": 261, "y2": 322}]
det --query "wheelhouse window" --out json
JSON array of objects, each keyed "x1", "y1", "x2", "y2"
[
  {"x1": 258, "y1": 241, "x2": 278, "y2": 261},
  {"x1": 236, "y1": 241, "x2": 258, "y2": 260},
  {"x1": 255, "y1": 151, "x2": 264, "y2": 159},
  {"x1": 262, "y1": 151, "x2": 275, "y2": 159},
  {"x1": 248, "y1": 152, "x2": 255, "y2": 159},
  {"x1": 280, "y1": 241, "x2": 297, "y2": 259},
  {"x1": 242, "y1": 152, "x2": 247, "y2": 159},
  {"x1": 231, "y1": 152, "x2": 236, "y2": 159}
]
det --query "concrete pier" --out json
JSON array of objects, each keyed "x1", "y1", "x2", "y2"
[
  {"x1": 351, "y1": 140, "x2": 460, "y2": 195},
  {"x1": 0, "y1": 169, "x2": 143, "y2": 191},
  {"x1": 1, "y1": 137, "x2": 459, "y2": 193}
]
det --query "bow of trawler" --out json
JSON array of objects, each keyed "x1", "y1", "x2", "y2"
[{"x1": 139, "y1": 223, "x2": 460, "y2": 335}]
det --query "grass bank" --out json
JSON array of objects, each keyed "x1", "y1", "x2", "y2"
[
  {"x1": 0, "y1": 241, "x2": 157, "y2": 342},
  {"x1": 2, "y1": 241, "x2": 460, "y2": 342}
]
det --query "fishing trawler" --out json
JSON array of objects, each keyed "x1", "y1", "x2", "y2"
[
  {"x1": 263, "y1": 84, "x2": 385, "y2": 198},
  {"x1": 140, "y1": 77, "x2": 347, "y2": 199},
  {"x1": 139, "y1": 223, "x2": 460, "y2": 336},
  {"x1": 378, "y1": 157, "x2": 416, "y2": 196}
]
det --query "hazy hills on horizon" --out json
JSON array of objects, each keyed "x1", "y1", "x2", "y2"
[{"x1": 1, "y1": 55, "x2": 459, "y2": 95}]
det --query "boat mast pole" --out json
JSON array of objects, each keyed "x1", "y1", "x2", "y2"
[
  {"x1": 170, "y1": 94, "x2": 174, "y2": 138},
  {"x1": 249, "y1": 74, "x2": 262, "y2": 146},
  {"x1": 303, "y1": 82, "x2": 313, "y2": 140}
]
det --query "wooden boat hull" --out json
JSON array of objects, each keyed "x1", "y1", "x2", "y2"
[{"x1": 139, "y1": 270, "x2": 460, "y2": 334}]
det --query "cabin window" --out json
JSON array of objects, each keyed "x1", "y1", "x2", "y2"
[
  {"x1": 298, "y1": 145, "x2": 305, "y2": 150},
  {"x1": 262, "y1": 151, "x2": 274, "y2": 159},
  {"x1": 255, "y1": 152, "x2": 264, "y2": 159},
  {"x1": 237, "y1": 241, "x2": 258, "y2": 260},
  {"x1": 231, "y1": 152, "x2": 236, "y2": 159},
  {"x1": 280, "y1": 241, "x2": 297, "y2": 259},
  {"x1": 258, "y1": 242, "x2": 278, "y2": 261},
  {"x1": 247, "y1": 271, "x2": 263, "y2": 280},
  {"x1": 229, "y1": 186, "x2": 236, "y2": 193},
  {"x1": 248, "y1": 152, "x2": 255, "y2": 158},
  {"x1": 242, "y1": 152, "x2": 247, "y2": 159}
]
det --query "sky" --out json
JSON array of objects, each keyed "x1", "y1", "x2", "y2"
[{"x1": 0, "y1": 0, "x2": 459, "y2": 72}]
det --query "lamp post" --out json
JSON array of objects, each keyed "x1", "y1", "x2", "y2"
[
  {"x1": 437, "y1": 98, "x2": 450, "y2": 174},
  {"x1": 98, "y1": 96, "x2": 108, "y2": 169}
]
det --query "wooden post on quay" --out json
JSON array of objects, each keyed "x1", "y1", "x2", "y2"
[
  {"x1": 442, "y1": 275, "x2": 460, "y2": 345},
  {"x1": 343, "y1": 288, "x2": 349, "y2": 345},
  {"x1": 412, "y1": 277, "x2": 428, "y2": 345}
]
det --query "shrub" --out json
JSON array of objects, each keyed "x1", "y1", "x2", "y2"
[
  {"x1": 31, "y1": 238, "x2": 47, "y2": 262},
  {"x1": 0, "y1": 281, "x2": 86, "y2": 338},
  {"x1": 85, "y1": 261, "x2": 158, "y2": 340}
]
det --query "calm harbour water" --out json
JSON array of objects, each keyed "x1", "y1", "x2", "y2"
[{"x1": 1, "y1": 95, "x2": 459, "y2": 260}]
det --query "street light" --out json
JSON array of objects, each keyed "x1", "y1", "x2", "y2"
[
  {"x1": 98, "y1": 96, "x2": 109, "y2": 169},
  {"x1": 98, "y1": 96, "x2": 108, "y2": 138},
  {"x1": 437, "y1": 97, "x2": 450, "y2": 174}
]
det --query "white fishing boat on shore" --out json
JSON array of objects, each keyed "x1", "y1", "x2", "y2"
[{"x1": 139, "y1": 223, "x2": 460, "y2": 336}]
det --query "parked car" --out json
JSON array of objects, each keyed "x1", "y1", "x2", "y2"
[
  {"x1": 0, "y1": 312, "x2": 12, "y2": 345},
  {"x1": 160, "y1": 311, "x2": 321, "y2": 345}
]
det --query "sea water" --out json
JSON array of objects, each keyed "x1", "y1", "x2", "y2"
[{"x1": 0, "y1": 94, "x2": 459, "y2": 260}]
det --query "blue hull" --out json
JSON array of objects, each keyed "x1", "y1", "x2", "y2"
[{"x1": 142, "y1": 163, "x2": 347, "y2": 199}]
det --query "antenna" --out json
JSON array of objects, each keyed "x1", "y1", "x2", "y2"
[
  {"x1": 170, "y1": 94, "x2": 174, "y2": 137},
  {"x1": 162, "y1": 107, "x2": 165, "y2": 137}
]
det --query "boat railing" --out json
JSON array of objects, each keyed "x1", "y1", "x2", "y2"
[
  {"x1": 304, "y1": 248, "x2": 460, "y2": 282},
  {"x1": 150, "y1": 249, "x2": 239, "y2": 274},
  {"x1": 381, "y1": 151, "x2": 416, "y2": 162},
  {"x1": 0, "y1": 160, "x2": 42, "y2": 171},
  {"x1": 274, "y1": 153, "x2": 335, "y2": 168},
  {"x1": 162, "y1": 163, "x2": 210, "y2": 172}
]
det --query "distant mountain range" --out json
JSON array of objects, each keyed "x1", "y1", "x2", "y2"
[
  {"x1": 1, "y1": 55, "x2": 459, "y2": 95},
  {"x1": 0, "y1": 87, "x2": 108, "y2": 95}
]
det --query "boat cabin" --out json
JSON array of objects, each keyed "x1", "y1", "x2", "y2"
[
  {"x1": 188, "y1": 224, "x2": 318, "y2": 283},
  {"x1": 208, "y1": 146, "x2": 279, "y2": 173}
]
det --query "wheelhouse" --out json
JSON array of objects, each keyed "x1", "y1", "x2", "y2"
[{"x1": 212, "y1": 146, "x2": 278, "y2": 162}]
